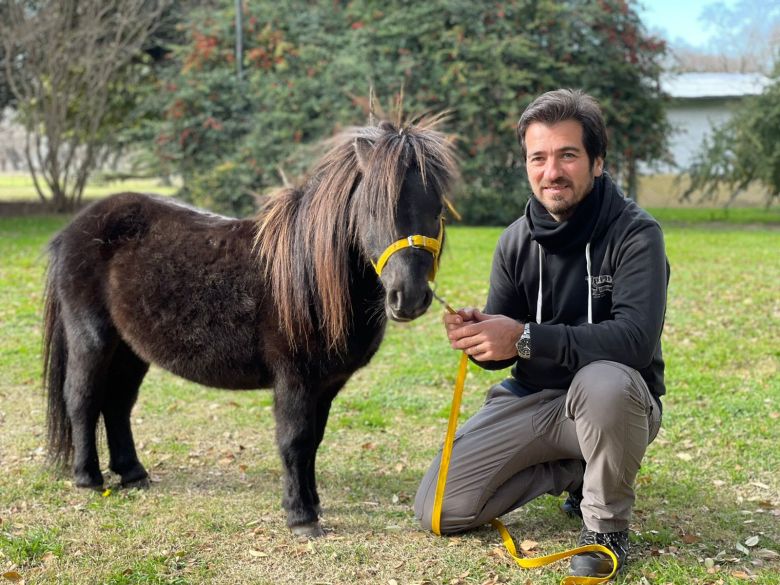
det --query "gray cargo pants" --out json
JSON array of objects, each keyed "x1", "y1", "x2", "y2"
[{"x1": 414, "y1": 360, "x2": 661, "y2": 534}]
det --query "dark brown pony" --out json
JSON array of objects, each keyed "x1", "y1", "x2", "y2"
[{"x1": 42, "y1": 116, "x2": 458, "y2": 537}]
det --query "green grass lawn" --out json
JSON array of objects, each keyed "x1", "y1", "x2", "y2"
[
  {"x1": 0, "y1": 173, "x2": 177, "y2": 201},
  {"x1": 0, "y1": 214, "x2": 778, "y2": 584}
]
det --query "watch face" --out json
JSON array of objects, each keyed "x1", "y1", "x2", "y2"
[{"x1": 516, "y1": 337, "x2": 531, "y2": 359}]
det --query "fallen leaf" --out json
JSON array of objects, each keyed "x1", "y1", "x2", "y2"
[
  {"x1": 520, "y1": 539, "x2": 538, "y2": 552},
  {"x1": 731, "y1": 570, "x2": 751, "y2": 580},
  {"x1": 736, "y1": 542, "x2": 750, "y2": 555},
  {"x1": 248, "y1": 549, "x2": 267, "y2": 558},
  {"x1": 745, "y1": 536, "x2": 760, "y2": 547},
  {"x1": 676, "y1": 452, "x2": 693, "y2": 461},
  {"x1": 682, "y1": 534, "x2": 700, "y2": 544},
  {"x1": 2, "y1": 572, "x2": 23, "y2": 583},
  {"x1": 704, "y1": 558, "x2": 715, "y2": 569},
  {"x1": 102, "y1": 488, "x2": 112, "y2": 497},
  {"x1": 755, "y1": 548, "x2": 779, "y2": 559}
]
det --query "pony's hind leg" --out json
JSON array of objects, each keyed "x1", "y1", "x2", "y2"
[
  {"x1": 103, "y1": 342, "x2": 150, "y2": 487},
  {"x1": 63, "y1": 338, "x2": 114, "y2": 489}
]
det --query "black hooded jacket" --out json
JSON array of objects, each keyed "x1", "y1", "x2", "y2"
[{"x1": 480, "y1": 173, "x2": 669, "y2": 405}]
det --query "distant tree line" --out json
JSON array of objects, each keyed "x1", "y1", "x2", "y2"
[
  {"x1": 125, "y1": 0, "x2": 668, "y2": 223},
  {"x1": 3, "y1": 0, "x2": 673, "y2": 221},
  {"x1": 666, "y1": 0, "x2": 779, "y2": 75}
]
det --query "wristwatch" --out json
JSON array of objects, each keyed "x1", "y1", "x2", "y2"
[{"x1": 515, "y1": 322, "x2": 531, "y2": 359}]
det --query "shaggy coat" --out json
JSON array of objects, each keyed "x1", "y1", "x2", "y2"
[{"x1": 42, "y1": 116, "x2": 458, "y2": 536}]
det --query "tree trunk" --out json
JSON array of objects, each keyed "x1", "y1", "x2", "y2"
[{"x1": 626, "y1": 157, "x2": 638, "y2": 203}]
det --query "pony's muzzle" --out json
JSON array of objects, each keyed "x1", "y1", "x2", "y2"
[{"x1": 386, "y1": 282, "x2": 434, "y2": 321}]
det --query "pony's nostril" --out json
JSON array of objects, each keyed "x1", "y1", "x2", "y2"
[
  {"x1": 389, "y1": 289, "x2": 402, "y2": 310},
  {"x1": 423, "y1": 288, "x2": 433, "y2": 307}
]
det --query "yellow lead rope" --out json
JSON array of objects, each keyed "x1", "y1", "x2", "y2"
[
  {"x1": 431, "y1": 351, "x2": 469, "y2": 536},
  {"x1": 431, "y1": 305, "x2": 618, "y2": 584}
]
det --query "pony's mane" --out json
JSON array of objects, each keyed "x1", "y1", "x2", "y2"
[{"x1": 254, "y1": 113, "x2": 458, "y2": 353}]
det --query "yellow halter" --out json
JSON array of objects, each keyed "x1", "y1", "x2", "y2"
[{"x1": 371, "y1": 217, "x2": 445, "y2": 281}]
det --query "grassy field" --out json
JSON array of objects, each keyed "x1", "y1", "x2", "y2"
[
  {"x1": 0, "y1": 211, "x2": 778, "y2": 584},
  {"x1": 0, "y1": 173, "x2": 178, "y2": 202}
]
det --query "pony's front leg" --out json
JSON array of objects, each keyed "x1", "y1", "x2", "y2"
[
  {"x1": 308, "y1": 381, "x2": 345, "y2": 516},
  {"x1": 273, "y1": 382, "x2": 323, "y2": 537}
]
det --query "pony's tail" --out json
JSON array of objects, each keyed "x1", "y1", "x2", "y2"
[{"x1": 42, "y1": 236, "x2": 72, "y2": 468}]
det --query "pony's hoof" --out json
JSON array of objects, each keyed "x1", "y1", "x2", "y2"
[
  {"x1": 290, "y1": 522, "x2": 325, "y2": 538},
  {"x1": 118, "y1": 465, "x2": 149, "y2": 488},
  {"x1": 121, "y1": 476, "x2": 150, "y2": 489},
  {"x1": 74, "y1": 472, "x2": 104, "y2": 490}
]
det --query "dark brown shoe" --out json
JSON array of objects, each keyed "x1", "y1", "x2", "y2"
[{"x1": 569, "y1": 526, "x2": 628, "y2": 578}]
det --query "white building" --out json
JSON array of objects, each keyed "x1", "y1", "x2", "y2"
[{"x1": 659, "y1": 72, "x2": 770, "y2": 173}]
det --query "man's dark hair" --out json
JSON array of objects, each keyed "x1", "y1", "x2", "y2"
[{"x1": 516, "y1": 89, "x2": 608, "y2": 167}]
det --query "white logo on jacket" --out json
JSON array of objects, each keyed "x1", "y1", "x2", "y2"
[{"x1": 590, "y1": 274, "x2": 613, "y2": 298}]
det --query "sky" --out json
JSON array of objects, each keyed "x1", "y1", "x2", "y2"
[{"x1": 638, "y1": 0, "x2": 736, "y2": 48}]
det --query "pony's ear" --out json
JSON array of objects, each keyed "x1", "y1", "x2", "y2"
[{"x1": 353, "y1": 137, "x2": 374, "y2": 171}]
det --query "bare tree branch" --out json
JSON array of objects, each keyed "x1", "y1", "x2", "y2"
[{"x1": 0, "y1": 0, "x2": 171, "y2": 211}]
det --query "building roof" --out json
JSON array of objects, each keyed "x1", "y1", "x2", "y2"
[{"x1": 661, "y1": 72, "x2": 771, "y2": 99}]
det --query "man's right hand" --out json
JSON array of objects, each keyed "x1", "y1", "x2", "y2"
[
  {"x1": 443, "y1": 307, "x2": 478, "y2": 329},
  {"x1": 443, "y1": 308, "x2": 524, "y2": 362}
]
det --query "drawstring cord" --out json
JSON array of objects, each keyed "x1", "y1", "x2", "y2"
[
  {"x1": 586, "y1": 242, "x2": 592, "y2": 325},
  {"x1": 537, "y1": 245, "x2": 543, "y2": 324}
]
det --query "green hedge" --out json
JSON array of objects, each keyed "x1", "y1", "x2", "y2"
[{"x1": 138, "y1": 0, "x2": 668, "y2": 224}]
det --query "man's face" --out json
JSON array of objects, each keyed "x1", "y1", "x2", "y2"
[{"x1": 524, "y1": 119, "x2": 604, "y2": 222}]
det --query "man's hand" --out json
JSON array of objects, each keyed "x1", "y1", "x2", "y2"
[{"x1": 443, "y1": 308, "x2": 524, "y2": 362}]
